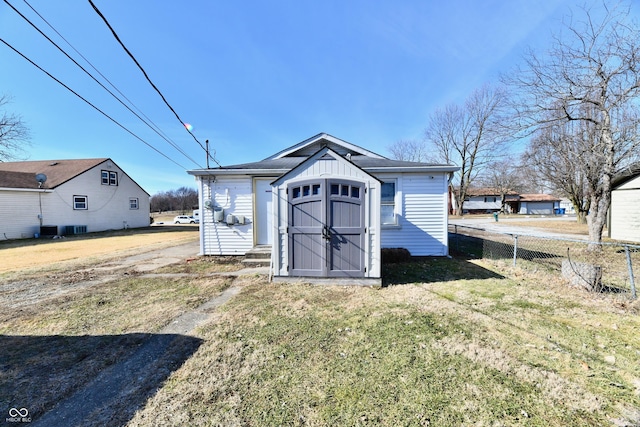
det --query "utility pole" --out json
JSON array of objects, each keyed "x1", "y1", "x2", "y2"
[{"x1": 206, "y1": 139, "x2": 210, "y2": 169}]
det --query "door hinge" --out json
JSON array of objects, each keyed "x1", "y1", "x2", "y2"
[
  {"x1": 286, "y1": 188, "x2": 288, "y2": 195},
  {"x1": 364, "y1": 267, "x2": 367, "y2": 272},
  {"x1": 364, "y1": 227, "x2": 367, "y2": 233}
]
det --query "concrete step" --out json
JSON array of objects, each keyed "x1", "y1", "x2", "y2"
[
  {"x1": 243, "y1": 246, "x2": 271, "y2": 267},
  {"x1": 241, "y1": 258, "x2": 271, "y2": 267}
]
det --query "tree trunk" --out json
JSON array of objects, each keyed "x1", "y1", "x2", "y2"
[
  {"x1": 455, "y1": 194, "x2": 465, "y2": 217},
  {"x1": 586, "y1": 195, "x2": 607, "y2": 250},
  {"x1": 576, "y1": 211, "x2": 587, "y2": 224}
]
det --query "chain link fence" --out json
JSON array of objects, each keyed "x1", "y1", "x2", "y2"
[{"x1": 449, "y1": 224, "x2": 638, "y2": 299}]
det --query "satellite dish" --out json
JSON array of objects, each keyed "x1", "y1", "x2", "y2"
[{"x1": 35, "y1": 173, "x2": 47, "y2": 188}]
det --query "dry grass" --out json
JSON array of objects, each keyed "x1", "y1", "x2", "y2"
[
  {"x1": 128, "y1": 258, "x2": 640, "y2": 426},
  {"x1": 0, "y1": 227, "x2": 198, "y2": 274},
  {"x1": 3, "y1": 228, "x2": 640, "y2": 425},
  {"x1": 0, "y1": 272, "x2": 233, "y2": 422},
  {"x1": 497, "y1": 218, "x2": 590, "y2": 235}
]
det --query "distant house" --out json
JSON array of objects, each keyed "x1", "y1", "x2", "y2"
[
  {"x1": 0, "y1": 158, "x2": 150, "y2": 239},
  {"x1": 188, "y1": 133, "x2": 458, "y2": 282},
  {"x1": 517, "y1": 194, "x2": 561, "y2": 215},
  {"x1": 452, "y1": 187, "x2": 561, "y2": 215},
  {"x1": 455, "y1": 187, "x2": 519, "y2": 214},
  {"x1": 609, "y1": 167, "x2": 640, "y2": 243}
]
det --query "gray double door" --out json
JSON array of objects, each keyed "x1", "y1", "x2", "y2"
[{"x1": 289, "y1": 178, "x2": 365, "y2": 277}]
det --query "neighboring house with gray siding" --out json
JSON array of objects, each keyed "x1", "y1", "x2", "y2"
[
  {"x1": 0, "y1": 158, "x2": 150, "y2": 239},
  {"x1": 454, "y1": 188, "x2": 559, "y2": 215},
  {"x1": 609, "y1": 169, "x2": 640, "y2": 243},
  {"x1": 188, "y1": 133, "x2": 458, "y2": 281},
  {"x1": 517, "y1": 194, "x2": 561, "y2": 215}
]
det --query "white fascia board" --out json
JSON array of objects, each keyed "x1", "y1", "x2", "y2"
[
  {"x1": 0, "y1": 187, "x2": 54, "y2": 192},
  {"x1": 363, "y1": 166, "x2": 460, "y2": 173},
  {"x1": 188, "y1": 168, "x2": 289, "y2": 176}
]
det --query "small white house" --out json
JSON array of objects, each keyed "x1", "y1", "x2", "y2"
[
  {"x1": 609, "y1": 169, "x2": 640, "y2": 243},
  {"x1": 188, "y1": 133, "x2": 458, "y2": 282},
  {"x1": 0, "y1": 158, "x2": 150, "y2": 239}
]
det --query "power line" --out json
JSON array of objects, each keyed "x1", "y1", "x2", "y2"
[
  {"x1": 6, "y1": 0, "x2": 204, "y2": 168},
  {"x1": 0, "y1": 36, "x2": 189, "y2": 170},
  {"x1": 21, "y1": 0, "x2": 172, "y2": 144},
  {"x1": 87, "y1": 0, "x2": 221, "y2": 167}
]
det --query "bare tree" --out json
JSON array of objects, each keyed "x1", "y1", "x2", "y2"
[
  {"x1": 523, "y1": 114, "x2": 595, "y2": 223},
  {"x1": 425, "y1": 84, "x2": 509, "y2": 215},
  {"x1": 387, "y1": 139, "x2": 430, "y2": 162},
  {"x1": 505, "y1": 2, "x2": 640, "y2": 246},
  {"x1": 150, "y1": 187, "x2": 198, "y2": 213},
  {"x1": 0, "y1": 95, "x2": 30, "y2": 161}
]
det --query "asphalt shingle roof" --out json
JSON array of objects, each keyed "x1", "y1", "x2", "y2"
[{"x1": 0, "y1": 159, "x2": 108, "y2": 189}]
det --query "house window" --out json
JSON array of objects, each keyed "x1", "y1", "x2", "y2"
[
  {"x1": 129, "y1": 198, "x2": 139, "y2": 209},
  {"x1": 101, "y1": 170, "x2": 118, "y2": 186},
  {"x1": 381, "y1": 181, "x2": 397, "y2": 225},
  {"x1": 74, "y1": 195, "x2": 88, "y2": 210},
  {"x1": 484, "y1": 197, "x2": 497, "y2": 203}
]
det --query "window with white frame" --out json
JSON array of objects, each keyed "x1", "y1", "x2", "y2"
[
  {"x1": 381, "y1": 181, "x2": 397, "y2": 225},
  {"x1": 101, "y1": 170, "x2": 118, "y2": 186},
  {"x1": 129, "y1": 198, "x2": 139, "y2": 209},
  {"x1": 74, "y1": 195, "x2": 88, "y2": 210}
]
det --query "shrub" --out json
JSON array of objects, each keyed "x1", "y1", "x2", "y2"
[{"x1": 381, "y1": 247, "x2": 411, "y2": 264}]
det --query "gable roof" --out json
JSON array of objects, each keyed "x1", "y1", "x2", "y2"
[
  {"x1": 0, "y1": 158, "x2": 149, "y2": 195},
  {"x1": 188, "y1": 133, "x2": 459, "y2": 176},
  {"x1": 271, "y1": 147, "x2": 380, "y2": 186},
  {"x1": 0, "y1": 158, "x2": 108, "y2": 189},
  {"x1": 519, "y1": 193, "x2": 560, "y2": 202},
  {"x1": 265, "y1": 133, "x2": 386, "y2": 160},
  {"x1": 463, "y1": 187, "x2": 519, "y2": 197}
]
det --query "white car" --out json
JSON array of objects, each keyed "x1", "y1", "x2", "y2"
[{"x1": 174, "y1": 215, "x2": 197, "y2": 224}]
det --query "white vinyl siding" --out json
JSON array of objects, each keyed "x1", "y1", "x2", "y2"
[
  {"x1": 380, "y1": 173, "x2": 449, "y2": 256},
  {"x1": 610, "y1": 175, "x2": 640, "y2": 243},
  {"x1": 463, "y1": 196, "x2": 501, "y2": 212},
  {"x1": 0, "y1": 190, "x2": 43, "y2": 239},
  {"x1": 199, "y1": 176, "x2": 254, "y2": 255},
  {"x1": 47, "y1": 164, "x2": 149, "y2": 231},
  {"x1": 0, "y1": 161, "x2": 149, "y2": 239}
]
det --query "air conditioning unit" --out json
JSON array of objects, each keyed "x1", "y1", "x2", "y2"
[{"x1": 64, "y1": 225, "x2": 87, "y2": 235}]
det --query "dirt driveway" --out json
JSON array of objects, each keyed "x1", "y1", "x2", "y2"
[
  {"x1": 0, "y1": 228, "x2": 201, "y2": 310},
  {"x1": 0, "y1": 228, "x2": 266, "y2": 426}
]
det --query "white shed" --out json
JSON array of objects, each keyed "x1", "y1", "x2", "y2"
[
  {"x1": 610, "y1": 171, "x2": 640, "y2": 243},
  {"x1": 188, "y1": 133, "x2": 458, "y2": 282}
]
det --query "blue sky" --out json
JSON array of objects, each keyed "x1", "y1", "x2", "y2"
[{"x1": 0, "y1": 1, "x2": 632, "y2": 195}]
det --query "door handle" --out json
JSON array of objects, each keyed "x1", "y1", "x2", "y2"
[{"x1": 322, "y1": 225, "x2": 331, "y2": 241}]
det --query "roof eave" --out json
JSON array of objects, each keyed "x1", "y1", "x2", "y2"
[
  {"x1": 363, "y1": 166, "x2": 460, "y2": 173},
  {"x1": 188, "y1": 168, "x2": 289, "y2": 176}
]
